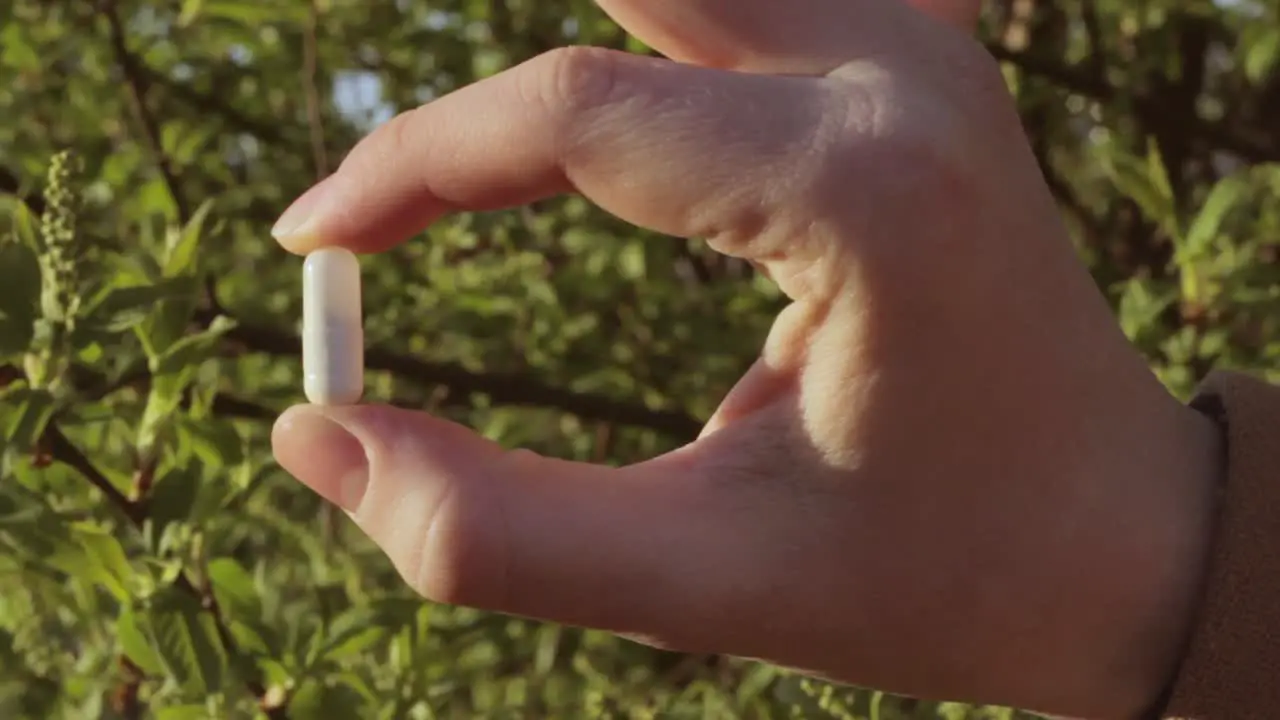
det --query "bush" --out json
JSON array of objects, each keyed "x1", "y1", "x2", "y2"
[{"x1": 1, "y1": 1, "x2": 1278, "y2": 718}]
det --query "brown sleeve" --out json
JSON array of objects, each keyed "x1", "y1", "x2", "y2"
[{"x1": 1158, "y1": 370, "x2": 1280, "y2": 720}]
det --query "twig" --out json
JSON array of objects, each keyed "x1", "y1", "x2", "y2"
[
  {"x1": 301, "y1": 0, "x2": 329, "y2": 180},
  {"x1": 45, "y1": 425, "x2": 143, "y2": 524},
  {"x1": 0, "y1": 167, "x2": 47, "y2": 214},
  {"x1": 202, "y1": 308, "x2": 704, "y2": 441},
  {"x1": 140, "y1": 63, "x2": 287, "y2": 144},
  {"x1": 210, "y1": 394, "x2": 276, "y2": 420},
  {"x1": 984, "y1": 43, "x2": 1280, "y2": 162},
  {"x1": 100, "y1": 0, "x2": 192, "y2": 222},
  {"x1": 109, "y1": 656, "x2": 143, "y2": 720},
  {"x1": 1079, "y1": 0, "x2": 1107, "y2": 88},
  {"x1": 47, "y1": 423, "x2": 278, "y2": 709}
]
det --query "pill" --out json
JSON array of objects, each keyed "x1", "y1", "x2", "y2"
[{"x1": 302, "y1": 247, "x2": 364, "y2": 406}]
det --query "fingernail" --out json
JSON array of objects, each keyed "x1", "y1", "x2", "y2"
[
  {"x1": 273, "y1": 407, "x2": 369, "y2": 513},
  {"x1": 272, "y1": 175, "x2": 336, "y2": 241}
]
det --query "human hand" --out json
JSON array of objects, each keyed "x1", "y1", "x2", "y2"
[{"x1": 270, "y1": 1, "x2": 1222, "y2": 717}]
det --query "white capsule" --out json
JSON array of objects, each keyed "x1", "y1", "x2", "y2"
[{"x1": 302, "y1": 248, "x2": 364, "y2": 406}]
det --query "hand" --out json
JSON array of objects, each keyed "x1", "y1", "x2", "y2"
[{"x1": 269, "y1": 1, "x2": 1222, "y2": 717}]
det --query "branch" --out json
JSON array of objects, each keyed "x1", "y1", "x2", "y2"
[
  {"x1": 140, "y1": 64, "x2": 287, "y2": 144},
  {"x1": 983, "y1": 41, "x2": 1118, "y2": 101},
  {"x1": 203, "y1": 309, "x2": 704, "y2": 441},
  {"x1": 301, "y1": 0, "x2": 329, "y2": 180},
  {"x1": 55, "y1": 320, "x2": 702, "y2": 440},
  {"x1": 45, "y1": 425, "x2": 144, "y2": 524},
  {"x1": 0, "y1": 167, "x2": 46, "y2": 215},
  {"x1": 101, "y1": 0, "x2": 192, "y2": 222},
  {"x1": 985, "y1": 43, "x2": 1280, "y2": 163},
  {"x1": 1078, "y1": 0, "x2": 1107, "y2": 88},
  {"x1": 45, "y1": 421, "x2": 280, "y2": 710},
  {"x1": 210, "y1": 394, "x2": 276, "y2": 420}
]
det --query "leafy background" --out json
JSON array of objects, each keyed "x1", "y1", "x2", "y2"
[{"x1": 1, "y1": 0, "x2": 1279, "y2": 718}]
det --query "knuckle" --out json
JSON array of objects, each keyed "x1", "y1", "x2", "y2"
[
  {"x1": 813, "y1": 76, "x2": 986, "y2": 237},
  {"x1": 396, "y1": 453, "x2": 508, "y2": 610},
  {"x1": 407, "y1": 479, "x2": 480, "y2": 605},
  {"x1": 343, "y1": 105, "x2": 423, "y2": 176},
  {"x1": 522, "y1": 45, "x2": 622, "y2": 114},
  {"x1": 382, "y1": 107, "x2": 422, "y2": 159}
]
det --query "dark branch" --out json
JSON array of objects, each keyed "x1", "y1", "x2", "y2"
[
  {"x1": 210, "y1": 394, "x2": 277, "y2": 420},
  {"x1": 47, "y1": 421, "x2": 276, "y2": 706},
  {"x1": 301, "y1": 0, "x2": 330, "y2": 180},
  {"x1": 141, "y1": 64, "x2": 287, "y2": 144},
  {"x1": 0, "y1": 167, "x2": 46, "y2": 215},
  {"x1": 45, "y1": 425, "x2": 144, "y2": 524},
  {"x1": 101, "y1": 0, "x2": 192, "y2": 222},
  {"x1": 985, "y1": 43, "x2": 1280, "y2": 163},
  {"x1": 203, "y1": 309, "x2": 704, "y2": 441}
]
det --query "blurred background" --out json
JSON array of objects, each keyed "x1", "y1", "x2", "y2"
[{"x1": 1, "y1": 0, "x2": 1278, "y2": 718}]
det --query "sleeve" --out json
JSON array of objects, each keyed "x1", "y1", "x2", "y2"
[{"x1": 1157, "y1": 370, "x2": 1280, "y2": 720}]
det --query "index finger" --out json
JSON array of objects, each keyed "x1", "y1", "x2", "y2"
[{"x1": 270, "y1": 47, "x2": 840, "y2": 264}]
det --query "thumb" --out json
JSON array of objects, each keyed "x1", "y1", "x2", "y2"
[{"x1": 272, "y1": 404, "x2": 726, "y2": 642}]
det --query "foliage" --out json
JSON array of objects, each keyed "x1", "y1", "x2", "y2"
[{"x1": 1, "y1": 0, "x2": 1279, "y2": 718}]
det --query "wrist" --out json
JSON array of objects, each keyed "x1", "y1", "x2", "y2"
[{"x1": 1104, "y1": 398, "x2": 1224, "y2": 720}]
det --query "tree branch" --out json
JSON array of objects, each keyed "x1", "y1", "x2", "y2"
[
  {"x1": 202, "y1": 308, "x2": 704, "y2": 441},
  {"x1": 0, "y1": 167, "x2": 46, "y2": 215},
  {"x1": 140, "y1": 64, "x2": 287, "y2": 145},
  {"x1": 45, "y1": 425, "x2": 144, "y2": 524},
  {"x1": 985, "y1": 43, "x2": 1280, "y2": 163},
  {"x1": 45, "y1": 421, "x2": 280, "y2": 711},
  {"x1": 301, "y1": 0, "x2": 329, "y2": 181},
  {"x1": 100, "y1": 0, "x2": 192, "y2": 222}
]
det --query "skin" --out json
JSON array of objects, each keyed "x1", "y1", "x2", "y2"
[{"x1": 269, "y1": 1, "x2": 1224, "y2": 717}]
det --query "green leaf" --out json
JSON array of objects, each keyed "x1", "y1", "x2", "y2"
[
  {"x1": 201, "y1": 0, "x2": 309, "y2": 26},
  {"x1": 618, "y1": 241, "x2": 646, "y2": 280},
  {"x1": 155, "y1": 704, "x2": 213, "y2": 720},
  {"x1": 177, "y1": 416, "x2": 244, "y2": 468},
  {"x1": 1117, "y1": 277, "x2": 1177, "y2": 343},
  {"x1": 206, "y1": 558, "x2": 259, "y2": 617},
  {"x1": 148, "y1": 462, "x2": 239, "y2": 543},
  {"x1": 136, "y1": 291, "x2": 199, "y2": 359},
  {"x1": 0, "y1": 24, "x2": 40, "y2": 72},
  {"x1": 227, "y1": 617, "x2": 274, "y2": 656},
  {"x1": 0, "y1": 384, "x2": 56, "y2": 452},
  {"x1": 148, "y1": 465, "x2": 201, "y2": 540},
  {"x1": 118, "y1": 607, "x2": 166, "y2": 675},
  {"x1": 150, "y1": 315, "x2": 237, "y2": 376},
  {"x1": 1099, "y1": 140, "x2": 1178, "y2": 237},
  {"x1": 172, "y1": 126, "x2": 217, "y2": 166},
  {"x1": 0, "y1": 488, "x2": 79, "y2": 562},
  {"x1": 1180, "y1": 175, "x2": 1248, "y2": 262},
  {"x1": 85, "y1": 276, "x2": 198, "y2": 334},
  {"x1": 736, "y1": 664, "x2": 778, "y2": 706},
  {"x1": 69, "y1": 522, "x2": 134, "y2": 601},
  {"x1": 7, "y1": 198, "x2": 39, "y2": 252},
  {"x1": 177, "y1": 0, "x2": 207, "y2": 27},
  {"x1": 164, "y1": 198, "x2": 215, "y2": 278},
  {"x1": 1144, "y1": 139, "x2": 1175, "y2": 216},
  {"x1": 1245, "y1": 28, "x2": 1280, "y2": 84},
  {"x1": 312, "y1": 603, "x2": 397, "y2": 664},
  {"x1": 287, "y1": 677, "x2": 368, "y2": 720},
  {"x1": 0, "y1": 239, "x2": 40, "y2": 356},
  {"x1": 146, "y1": 588, "x2": 228, "y2": 695}
]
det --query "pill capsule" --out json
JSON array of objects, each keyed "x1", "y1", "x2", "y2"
[{"x1": 302, "y1": 247, "x2": 364, "y2": 405}]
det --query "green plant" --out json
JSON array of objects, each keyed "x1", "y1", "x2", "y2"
[{"x1": 1, "y1": 0, "x2": 1279, "y2": 718}]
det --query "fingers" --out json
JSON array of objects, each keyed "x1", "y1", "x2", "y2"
[
  {"x1": 595, "y1": 0, "x2": 975, "y2": 75},
  {"x1": 271, "y1": 404, "x2": 734, "y2": 641},
  {"x1": 272, "y1": 48, "x2": 844, "y2": 281}
]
